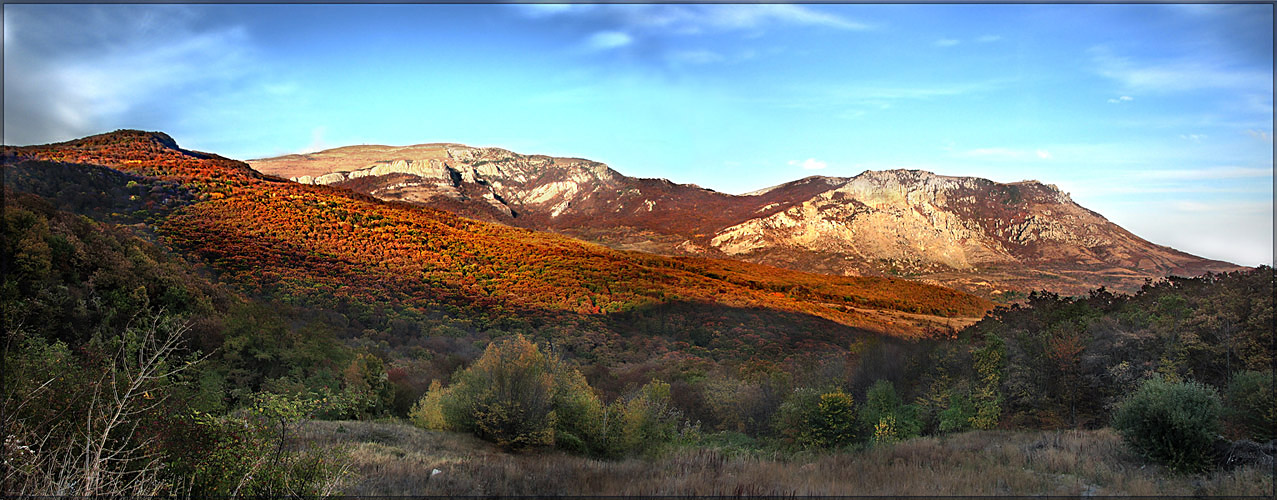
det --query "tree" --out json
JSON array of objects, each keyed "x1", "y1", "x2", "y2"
[
  {"x1": 1225, "y1": 370, "x2": 1275, "y2": 442},
  {"x1": 970, "y1": 332, "x2": 1005, "y2": 429}
]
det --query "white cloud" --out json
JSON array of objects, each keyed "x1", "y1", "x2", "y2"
[
  {"x1": 585, "y1": 31, "x2": 633, "y2": 51},
  {"x1": 711, "y1": 5, "x2": 870, "y2": 31},
  {"x1": 789, "y1": 158, "x2": 828, "y2": 170},
  {"x1": 3, "y1": 5, "x2": 253, "y2": 145},
  {"x1": 1175, "y1": 201, "x2": 1213, "y2": 212},
  {"x1": 954, "y1": 147, "x2": 1026, "y2": 160},
  {"x1": 934, "y1": 38, "x2": 960, "y2": 47},
  {"x1": 519, "y1": 4, "x2": 870, "y2": 37},
  {"x1": 1107, "y1": 95, "x2": 1134, "y2": 104},
  {"x1": 1179, "y1": 133, "x2": 1207, "y2": 142},
  {"x1": 953, "y1": 147, "x2": 1054, "y2": 161},
  {"x1": 1092, "y1": 46, "x2": 1271, "y2": 93},
  {"x1": 666, "y1": 49, "x2": 725, "y2": 65},
  {"x1": 517, "y1": 4, "x2": 582, "y2": 18},
  {"x1": 1132, "y1": 166, "x2": 1272, "y2": 181},
  {"x1": 1246, "y1": 129, "x2": 1273, "y2": 142}
]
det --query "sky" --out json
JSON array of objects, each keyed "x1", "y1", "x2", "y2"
[{"x1": 3, "y1": 3, "x2": 1273, "y2": 267}]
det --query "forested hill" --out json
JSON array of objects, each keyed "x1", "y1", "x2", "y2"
[{"x1": 4, "y1": 130, "x2": 990, "y2": 361}]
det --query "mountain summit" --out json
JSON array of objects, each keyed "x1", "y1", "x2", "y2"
[{"x1": 250, "y1": 143, "x2": 1241, "y2": 296}]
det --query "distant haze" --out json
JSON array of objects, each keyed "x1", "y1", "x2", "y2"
[{"x1": 3, "y1": 3, "x2": 1272, "y2": 266}]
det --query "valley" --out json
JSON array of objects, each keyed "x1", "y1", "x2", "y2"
[{"x1": 3, "y1": 130, "x2": 1271, "y2": 497}]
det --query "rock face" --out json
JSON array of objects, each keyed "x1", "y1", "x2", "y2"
[{"x1": 250, "y1": 145, "x2": 1242, "y2": 297}]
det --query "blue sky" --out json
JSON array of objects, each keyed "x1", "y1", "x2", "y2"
[{"x1": 3, "y1": 3, "x2": 1273, "y2": 266}]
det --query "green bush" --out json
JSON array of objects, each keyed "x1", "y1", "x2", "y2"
[
  {"x1": 418, "y1": 335, "x2": 607, "y2": 453},
  {"x1": 1225, "y1": 370, "x2": 1275, "y2": 442},
  {"x1": 409, "y1": 380, "x2": 450, "y2": 430},
  {"x1": 859, "y1": 380, "x2": 921, "y2": 444},
  {"x1": 773, "y1": 388, "x2": 857, "y2": 449},
  {"x1": 938, "y1": 388, "x2": 975, "y2": 433},
  {"x1": 1112, "y1": 376, "x2": 1222, "y2": 472},
  {"x1": 435, "y1": 335, "x2": 561, "y2": 449},
  {"x1": 598, "y1": 380, "x2": 681, "y2": 458},
  {"x1": 160, "y1": 411, "x2": 346, "y2": 497}
]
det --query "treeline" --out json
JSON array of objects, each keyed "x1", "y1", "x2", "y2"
[
  {"x1": 405, "y1": 267, "x2": 1272, "y2": 466},
  {"x1": 955, "y1": 272, "x2": 1272, "y2": 430}
]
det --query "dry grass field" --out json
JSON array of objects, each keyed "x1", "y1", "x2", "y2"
[{"x1": 297, "y1": 420, "x2": 1273, "y2": 496}]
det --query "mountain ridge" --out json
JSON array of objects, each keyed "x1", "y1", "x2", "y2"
[{"x1": 250, "y1": 142, "x2": 1243, "y2": 297}]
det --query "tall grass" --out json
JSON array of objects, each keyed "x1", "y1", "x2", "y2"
[{"x1": 298, "y1": 420, "x2": 1272, "y2": 496}]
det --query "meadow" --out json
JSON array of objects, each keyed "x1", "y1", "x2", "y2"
[{"x1": 299, "y1": 419, "x2": 1272, "y2": 496}]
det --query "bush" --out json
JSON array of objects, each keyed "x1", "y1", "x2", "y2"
[
  {"x1": 860, "y1": 380, "x2": 921, "y2": 445},
  {"x1": 435, "y1": 335, "x2": 562, "y2": 450},
  {"x1": 1225, "y1": 370, "x2": 1275, "y2": 442},
  {"x1": 418, "y1": 335, "x2": 607, "y2": 453},
  {"x1": 773, "y1": 388, "x2": 856, "y2": 449},
  {"x1": 159, "y1": 410, "x2": 346, "y2": 497},
  {"x1": 409, "y1": 380, "x2": 449, "y2": 430},
  {"x1": 598, "y1": 380, "x2": 681, "y2": 458},
  {"x1": 938, "y1": 388, "x2": 976, "y2": 434},
  {"x1": 1112, "y1": 376, "x2": 1222, "y2": 472}
]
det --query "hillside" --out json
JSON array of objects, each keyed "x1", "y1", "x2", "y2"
[
  {"x1": 3, "y1": 131, "x2": 991, "y2": 364},
  {"x1": 251, "y1": 143, "x2": 1243, "y2": 297}
]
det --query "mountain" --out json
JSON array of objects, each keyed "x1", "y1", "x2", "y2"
[
  {"x1": 250, "y1": 144, "x2": 1243, "y2": 297},
  {"x1": 3, "y1": 131, "x2": 993, "y2": 365}
]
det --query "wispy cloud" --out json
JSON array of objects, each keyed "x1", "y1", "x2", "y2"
[
  {"x1": 1107, "y1": 95, "x2": 1134, "y2": 104},
  {"x1": 1173, "y1": 200, "x2": 1273, "y2": 214},
  {"x1": 1246, "y1": 129, "x2": 1273, "y2": 142},
  {"x1": 1131, "y1": 166, "x2": 1273, "y2": 181},
  {"x1": 934, "y1": 35, "x2": 999, "y2": 47},
  {"x1": 789, "y1": 158, "x2": 828, "y2": 170},
  {"x1": 953, "y1": 147, "x2": 1052, "y2": 161},
  {"x1": 3, "y1": 5, "x2": 253, "y2": 145},
  {"x1": 1091, "y1": 46, "x2": 1271, "y2": 93},
  {"x1": 1179, "y1": 133, "x2": 1206, "y2": 142},
  {"x1": 666, "y1": 49, "x2": 726, "y2": 65},
  {"x1": 584, "y1": 31, "x2": 633, "y2": 51},
  {"x1": 518, "y1": 4, "x2": 871, "y2": 36}
]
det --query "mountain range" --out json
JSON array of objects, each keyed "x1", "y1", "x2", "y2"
[{"x1": 251, "y1": 143, "x2": 1242, "y2": 297}]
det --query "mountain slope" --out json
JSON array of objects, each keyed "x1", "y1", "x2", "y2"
[
  {"x1": 250, "y1": 144, "x2": 1242, "y2": 296},
  {"x1": 4, "y1": 131, "x2": 992, "y2": 365}
]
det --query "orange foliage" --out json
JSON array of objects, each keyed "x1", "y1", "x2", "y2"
[{"x1": 5, "y1": 130, "x2": 993, "y2": 341}]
